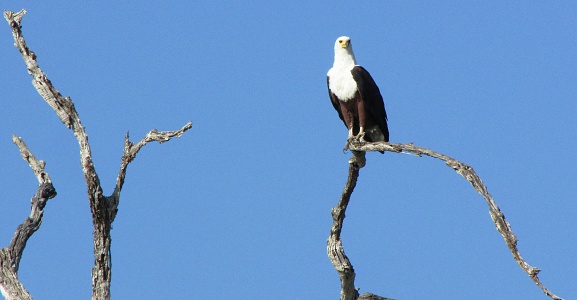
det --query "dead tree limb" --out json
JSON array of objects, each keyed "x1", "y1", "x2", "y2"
[
  {"x1": 4, "y1": 9, "x2": 192, "y2": 300},
  {"x1": 108, "y1": 125, "x2": 192, "y2": 221},
  {"x1": 328, "y1": 151, "x2": 396, "y2": 300},
  {"x1": 327, "y1": 151, "x2": 363, "y2": 300},
  {"x1": 0, "y1": 136, "x2": 57, "y2": 300},
  {"x1": 327, "y1": 140, "x2": 563, "y2": 300}
]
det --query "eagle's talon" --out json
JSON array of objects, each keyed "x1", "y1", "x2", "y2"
[
  {"x1": 346, "y1": 136, "x2": 360, "y2": 150},
  {"x1": 356, "y1": 132, "x2": 366, "y2": 143},
  {"x1": 343, "y1": 140, "x2": 351, "y2": 153}
]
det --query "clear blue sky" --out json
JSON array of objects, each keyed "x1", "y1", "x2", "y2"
[{"x1": 1, "y1": 2, "x2": 575, "y2": 299}]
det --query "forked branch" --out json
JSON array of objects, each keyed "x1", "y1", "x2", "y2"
[
  {"x1": 109, "y1": 122, "x2": 193, "y2": 220},
  {"x1": 328, "y1": 140, "x2": 562, "y2": 300},
  {"x1": 4, "y1": 9, "x2": 192, "y2": 300},
  {"x1": 113, "y1": 123, "x2": 192, "y2": 200}
]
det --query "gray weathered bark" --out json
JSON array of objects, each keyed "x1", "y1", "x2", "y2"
[
  {"x1": 328, "y1": 151, "x2": 396, "y2": 300},
  {"x1": 0, "y1": 136, "x2": 57, "y2": 300},
  {"x1": 327, "y1": 151, "x2": 363, "y2": 300},
  {"x1": 4, "y1": 9, "x2": 192, "y2": 300},
  {"x1": 328, "y1": 140, "x2": 562, "y2": 300}
]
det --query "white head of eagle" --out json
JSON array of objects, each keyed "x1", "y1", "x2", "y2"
[{"x1": 327, "y1": 36, "x2": 390, "y2": 146}]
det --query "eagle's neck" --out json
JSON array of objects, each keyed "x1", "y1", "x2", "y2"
[
  {"x1": 328, "y1": 49, "x2": 358, "y2": 101},
  {"x1": 333, "y1": 49, "x2": 357, "y2": 70}
]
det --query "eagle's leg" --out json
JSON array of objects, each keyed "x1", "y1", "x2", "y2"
[
  {"x1": 356, "y1": 98, "x2": 367, "y2": 142},
  {"x1": 347, "y1": 127, "x2": 355, "y2": 139},
  {"x1": 340, "y1": 102, "x2": 355, "y2": 152},
  {"x1": 356, "y1": 127, "x2": 366, "y2": 142}
]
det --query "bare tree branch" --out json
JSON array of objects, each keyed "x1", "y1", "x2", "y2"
[
  {"x1": 108, "y1": 123, "x2": 193, "y2": 220},
  {"x1": 0, "y1": 136, "x2": 57, "y2": 300},
  {"x1": 4, "y1": 9, "x2": 192, "y2": 300},
  {"x1": 8, "y1": 136, "x2": 56, "y2": 273},
  {"x1": 0, "y1": 255, "x2": 30, "y2": 300},
  {"x1": 328, "y1": 151, "x2": 397, "y2": 300},
  {"x1": 328, "y1": 140, "x2": 563, "y2": 300},
  {"x1": 327, "y1": 151, "x2": 363, "y2": 300}
]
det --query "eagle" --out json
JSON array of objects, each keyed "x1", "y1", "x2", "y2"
[{"x1": 327, "y1": 36, "x2": 389, "y2": 152}]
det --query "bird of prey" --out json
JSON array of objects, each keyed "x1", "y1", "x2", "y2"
[{"x1": 327, "y1": 36, "x2": 389, "y2": 152}]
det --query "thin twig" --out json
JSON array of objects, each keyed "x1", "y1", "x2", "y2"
[
  {"x1": 114, "y1": 122, "x2": 193, "y2": 199},
  {"x1": 109, "y1": 122, "x2": 193, "y2": 220}
]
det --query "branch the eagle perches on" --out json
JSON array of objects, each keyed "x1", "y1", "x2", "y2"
[
  {"x1": 327, "y1": 140, "x2": 563, "y2": 300},
  {"x1": 2, "y1": 9, "x2": 192, "y2": 300}
]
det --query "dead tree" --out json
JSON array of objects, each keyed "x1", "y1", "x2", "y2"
[
  {"x1": 327, "y1": 142, "x2": 563, "y2": 300},
  {"x1": 2, "y1": 9, "x2": 192, "y2": 300}
]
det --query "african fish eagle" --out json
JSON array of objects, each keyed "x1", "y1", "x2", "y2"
[{"x1": 327, "y1": 36, "x2": 389, "y2": 151}]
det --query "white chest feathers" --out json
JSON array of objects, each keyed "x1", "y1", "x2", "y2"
[{"x1": 328, "y1": 66, "x2": 358, "y2": 101}]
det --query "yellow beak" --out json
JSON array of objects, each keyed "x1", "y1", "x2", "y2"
[{"x1": 339, "y1": 39, "x2": 350, "y2": 48}]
